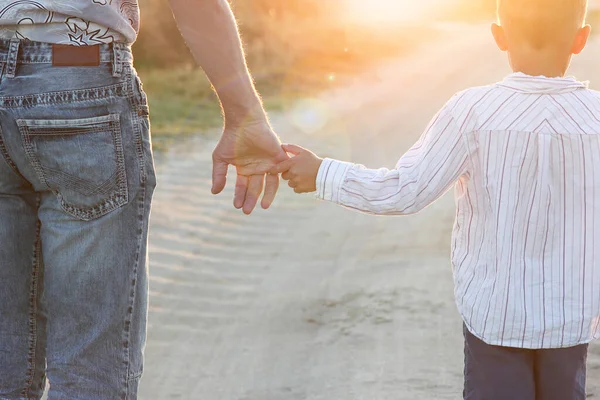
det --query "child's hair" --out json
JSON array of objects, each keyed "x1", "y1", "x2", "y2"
[{"x1": 497, "y1": 0, "x2": 588, "y2": 49}]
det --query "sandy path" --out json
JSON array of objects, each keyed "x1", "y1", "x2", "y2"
[{"x1": 139, "y1": 24, "x2": 600, "y2": 399}]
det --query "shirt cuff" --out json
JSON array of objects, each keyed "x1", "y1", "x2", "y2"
[{"x1": 315, "y1": 158, "x2": 352, "y2": 203}]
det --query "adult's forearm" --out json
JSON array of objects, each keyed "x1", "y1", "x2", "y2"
[{"x1": 169, "y1": 0, "x2": 266, "y2": 123}]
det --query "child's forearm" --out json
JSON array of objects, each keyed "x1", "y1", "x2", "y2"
[
  {"x1": 274, "y1": 100, "x2": 469, "y2": 204},
  {"x1": 315, "y1": 158, "x2": 462, "y2": 216},
  {"x1": 315, "y1": 104, "x2": 470, "y2": 215}
]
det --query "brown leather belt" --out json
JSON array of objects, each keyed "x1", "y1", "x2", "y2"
[{"x1": 51, "y1": 44, "x2": 100, "y2": 67}]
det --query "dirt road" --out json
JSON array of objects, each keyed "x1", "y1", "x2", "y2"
[{"x1": 138, "y1": 24, "x2": 600, "y2": 399}]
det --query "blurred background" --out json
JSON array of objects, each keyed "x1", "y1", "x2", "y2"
[
  {"x1": 133, "y1": 0, "x2": 600, "y2": 144},
  {"x1": 130, "y1": 1, "x2": 600, "y2": 399},
  {"x1": 133, "y1": 0, "x2": 502, "y2": 142}
]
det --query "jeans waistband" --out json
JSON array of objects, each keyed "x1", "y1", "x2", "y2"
[{"x1": 0, "y1": 39, "x2": 133, "y2": 78}]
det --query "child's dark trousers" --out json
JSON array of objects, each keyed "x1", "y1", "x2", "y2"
[{"x1": 463, "y1": 324, "x2": 588, "y2": 400}]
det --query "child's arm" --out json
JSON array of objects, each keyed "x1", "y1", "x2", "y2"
[{"x1": 271, "y1": 105, "x2": 469, "y2": 215}]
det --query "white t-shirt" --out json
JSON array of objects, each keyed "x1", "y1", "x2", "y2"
[{"x1": 0, "y1": 1, "x2": 139, "y2": 44}]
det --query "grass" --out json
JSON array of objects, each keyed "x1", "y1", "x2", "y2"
[
  {"x1": 137, "y1": 66, "x2": 221, "y2": 136},
  {"x1": 138, "y1": 26, "x2": 439, "y2": 149},
  {"x1": 138, "y1": 65, "x2": 297, "y2": 150},
  {"x1": 134, "y1": 0, "x2": 445, "y2": 150},
  {"x1": 137, "y1": 0, "x2": 600, "y2": 149},
  {"x1": 138, "y1": 65, "x2": 344, "y2": 150},
  {"x1": 137, "y1": 66, "x2": 319, "y2": 132}
]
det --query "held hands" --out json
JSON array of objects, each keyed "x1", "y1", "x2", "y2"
[
  {"x1": 212, "y1": 117, "x2": 289, "y2": 215},
  {"x1": 270, "y1": 144, "x2": 322, "y2": 193}
]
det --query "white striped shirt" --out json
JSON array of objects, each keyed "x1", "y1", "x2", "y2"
[{"x1": 316, "y1": 72, "x2": 600, "y2": 349}]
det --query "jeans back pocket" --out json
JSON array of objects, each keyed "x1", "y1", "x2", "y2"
[{"x1": 18, "y1": 114, "x2": 128, "y2": 220}]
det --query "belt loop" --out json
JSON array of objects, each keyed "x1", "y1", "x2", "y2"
[
  {"x1": 5, "y1": 38, "x2": 20, "y2": 79},
  {"x1": 112, "y1": 42, "x2": 124, "y2": 78}
]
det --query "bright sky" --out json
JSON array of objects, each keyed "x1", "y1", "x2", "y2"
[{"x1": 344, "y1": 0, "x2": 451, "y2": 24}]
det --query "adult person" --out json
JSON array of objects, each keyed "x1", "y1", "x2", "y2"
[{"x1": 0, "y1": 0, "x2": 285, "y2": 398}]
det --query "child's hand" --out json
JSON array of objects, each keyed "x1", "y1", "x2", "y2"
[{"x1": 270, "y1": 144, "x2": 323, "y2": 193}]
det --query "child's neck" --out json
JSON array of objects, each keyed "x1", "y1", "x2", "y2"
[{"x1": 509, "y1": 48, "x2": 571, "y2": 78}]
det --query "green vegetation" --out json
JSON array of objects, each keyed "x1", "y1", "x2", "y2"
[
  {"x1": 137, "y1": 67, "x2": 219, "y2": 136},
  {"x1": 137, "y1": 66, "x2": 296, "y2": 150},
  {"x1": 135, "y1": 0, "x2": 600, "y2": 146},
  {"x1": 135, "y1": 0, "x2": 437, "y2": 141}
]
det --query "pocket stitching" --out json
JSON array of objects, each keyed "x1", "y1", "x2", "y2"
[{"x1": 19, "y1": 114, "x2": 129, "y2": 221}]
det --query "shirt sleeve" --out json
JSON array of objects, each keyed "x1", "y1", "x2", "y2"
[{"x1": 315, "y1": 104, "x2": 469, "y2": 215}]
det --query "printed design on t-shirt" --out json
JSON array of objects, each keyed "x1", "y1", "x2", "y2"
[
  {"x1": 120, "y1": 1, "x2": 139, "y2": 31},
  {"x1": 89, "y1": 0, "x2": 137, "y2": 30},
  {"x1": 66, "y1": 16, "x2": 114, "y2": 45},
  {"x1": 0, "y1": 0, "x2": 47, "y2": 18},
  {"x1": 0, "y1": 0, "x2": 139, "y2": 44},
  {"x1": 0, "y1": 0, "x2": 53, "y2": 39}
]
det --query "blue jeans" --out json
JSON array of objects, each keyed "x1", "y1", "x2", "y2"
[
  {"x1": 463, "y1": 324, "x2": 588, "y2": 400},
  {"x1": 0, "y1": 39, "x2": 156, "y2": 399}
]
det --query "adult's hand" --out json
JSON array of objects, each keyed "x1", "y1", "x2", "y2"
[
  {"x1": 170, "y1": 0, "x2": 288, "y2": 213},
  {"x1": 212, "y1": 117, "x2": 288, "y2": 214}
]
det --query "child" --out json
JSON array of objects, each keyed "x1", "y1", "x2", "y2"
[{"x1": 270, "y1": 1, "x2": 597, "y2": 399}]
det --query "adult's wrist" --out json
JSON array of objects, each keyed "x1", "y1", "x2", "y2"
[
  {"x1": 223, "y1": 106, "x2": 268, "y2": 127},
  {"x1": 215, "y1": 76, "x2": 267, "y2": 123},
  {"x1": 222, "y1": 100, "x2": 269, "y2": 129}
]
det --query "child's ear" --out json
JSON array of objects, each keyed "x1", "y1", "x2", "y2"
[
  {"x1": 491, "y1": 23, "x2": 508, "y2": 52},
  {"x1": 572, "y1": 24, "x2": 592, "y2": 55}
]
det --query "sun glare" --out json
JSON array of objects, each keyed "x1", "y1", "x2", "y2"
[{"x1": 344, "y1": 0, "x2": 443, "y2": 24}]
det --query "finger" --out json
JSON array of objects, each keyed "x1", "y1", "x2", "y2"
[
  {"x1": 234, "y1": 175, "x2": 248, "y2": 209},
  {"x1": 281, "y1": 143, "x2": 306, "y2": 156},
  {"x1": 288, "y1": 180, "x2": 297, "y2": 189},
  {"x1": 294, "y1": 187, "x2": 304, "y2": 194},
  {"x1": 281, "y1": 171, "x2": 291, "y2": 181},
  {"x1": 212, "y1": 158, "x2": 229, "y2": 195},
  {"x1": 269, "y1": 158, "x2": 296, "y2": 175},
  {"x1": 261, "y1": 173, "x2": 279, "y2": 210},
  {"x1": 275, "y1": 148, "x2": 291, "y2": 163},
  {"x1": 243, "y1": 174, "x2": 264, "y2": 215},
  {"x1": 267, "y1": 148, "x2": 292, "y2": 175}
]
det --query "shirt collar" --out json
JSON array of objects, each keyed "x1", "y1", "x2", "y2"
[{"x1": 497, "y1": 72, "x2": 589, "y2": 94}]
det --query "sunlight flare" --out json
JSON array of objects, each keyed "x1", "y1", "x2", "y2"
[
  {"x1": 344, "y1": 0, "x2": 446, "y2": 24},
  {"x1": 289, "y1": 98, "x2": 330, "y2": 135}
]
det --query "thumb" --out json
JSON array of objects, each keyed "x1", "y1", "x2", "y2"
[
  {"x1": 212, "y1": 158, "x2": 229, "y2": 194},
  {"x1": 269, "y1": 157, "x2": 296, "y2": 175},
  {"x1": 282, "y1": 143, "x2": 306, "y2": 156}
]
